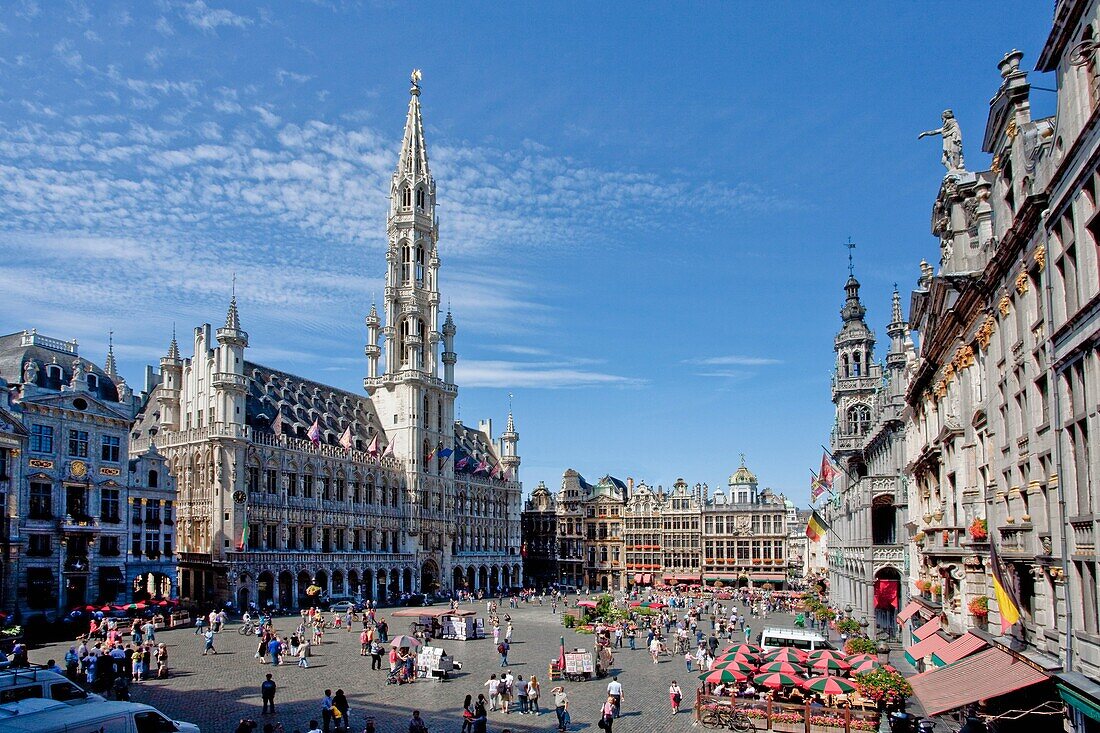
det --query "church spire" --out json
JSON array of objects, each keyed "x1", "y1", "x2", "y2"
[
  {"x1": 398, "y1": 69, "x2": 430, "y2": 180},
  {"x1": 886, "y1": 284, "x2": 908, "y2": 370},
  {"x1": 104, "y1": 330, "x2": 118, "y2": 379},
  {"x1": 167, "y1": 324, "x2": 180, "y2": 361}
]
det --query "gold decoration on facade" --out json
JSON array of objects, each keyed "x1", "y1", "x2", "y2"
[
  {"x1": 943, "y1": 362, "x2": 955, "y2": 384},
  {"x1": 991, "y1": 154, "x2": 1000, "y2": 174},
  {"x1": 954, "y1": 344, "x2": 975, "y2": 370},
  {"x1": 1015, "y1": 270, "x2": 1029, "y2": 295},
  {"x1": 1034, "y1": 244, "x2": 1046, "y2": 272},
  {"x1": 1006, "y1": 118, "x2": 1019, "y2": 140},
  {"x1": 934, "y1": 380, "x2": 948, "y2": 398},
  {"x1": 998, "y1": 295, "x2": 1011, "y2": 317},
  {"x1": 976, "y1": 315, "x2": 996, "y2": 349}
]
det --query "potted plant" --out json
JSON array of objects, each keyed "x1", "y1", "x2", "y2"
[
  {"x1": 968, "y1": 596, "x2": 989, "y2": 617},
  {"x1": 855, "y1": 667, "x2": 913, "y2": 709},
  {"x1": 968, "y1": 518, "x2": 988, "y2": 541},
  {"x1": 845, "y1": 636, "x2": 878, "y2": 655},
  {"x1": 930, "y1": 581, "x2": 942, "y2": 598},
  {"x1": 913, "y1": 531, "x2": 927, "y2": 544},
  {"x1": 914, "y1": 579, "x2": 930, "y2": 595}
]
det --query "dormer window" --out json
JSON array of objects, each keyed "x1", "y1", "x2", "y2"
[{"x1": 87, "y1": 374, "x2": 98, "y2": 391}]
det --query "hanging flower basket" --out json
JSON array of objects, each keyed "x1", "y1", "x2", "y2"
[
  {"x1": 968, "y1": 518, "x2": 988, "y2": 541},
  {"x1": 968, "y1": 596, "x2": 989, "y2": 616}
]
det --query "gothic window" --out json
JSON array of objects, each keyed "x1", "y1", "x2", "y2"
[
  {"x1": 401, "y1": 243, "x2": 412, "y2": 283},
  {"x1": 852, "y1": 351, "x2": 862, "y2": 377},
  {"x1": 415, "y1": 245, "x2": 425, "y2": 283},
  {"x1": 402, "y1": 186, "x2": 411, "y2": 208},
  {"x1": 847, "y1": 404, "x2": 872, "y2": 435},
  {"x1": 416, "y1": 187, "x2": 425, "y2": 210},
  {"x1": 399, "y1": 320, "x2": 410, "y2": 365}
]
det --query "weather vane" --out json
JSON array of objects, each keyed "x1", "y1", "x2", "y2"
[
  {"x1": 845, "y1": 237, "x2": 856, "y2": 277},
  {"x1": 411, "y1": 69, "x2": 422, "y2": 87}
]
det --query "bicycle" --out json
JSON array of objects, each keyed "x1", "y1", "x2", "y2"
[
  {"x1": 730, "y1": 710, "x2": 757, "y2": 732},
  {"x1": 238, "y1": 622, "x2": 256, "y2": 636}
]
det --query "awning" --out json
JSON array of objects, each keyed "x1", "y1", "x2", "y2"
[
  {"x1": 909, "y1": 647, "x2": 1050, "y2": 716},
  {"x1": 932, "y1": 632, "x2": 987, "y2": 667},
  {"x1": 896, "y1": 600, "x2": 921, "y2": 624},
  {"x1": 904, "y1": 631, "x2": 951, "y2": 666},
  {"x1": 633, "y1": 573, "x2": 643, "y2": 583},
  {"x1": 642, "y1": 574, "x2": 652, "y2": 584},
  {"x1": 912, "y1": 616, "x2": 941, "y2": 641},
  {"x1": 1057, "y1": 672, "x2": 1100, "y2": 723},
  {"x1": 750, "y1": 573, "x2": 787, "y2": 581}
]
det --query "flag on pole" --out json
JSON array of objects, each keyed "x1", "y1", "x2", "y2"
[
  {"x1": 820, "y1": 452, "x2": 840, "y2": 488},
  {"x1": 490, "y1": 464, "x2": 502, "y2": 479},
  {"x1": 455, "y1": 456, "x2": 469, "y2": 471},
  {"x1": 381, "y1": 440, "x2": 394, "y2": 459},
  {"x1": 438, "y1": 447, "x2": 454, "y2": 460},
  {"x1": 367, "y1": 435, "x2": 380, "y2": 456},
  {"x1": 989, "y1": 539, "x2": 1023, "y2": 634},
  {"x1": 806, "y1": 510, "x2": 829, "y2": 542},
  {"x1": 339, "y1": 426, "x2": 353, "y2": 451},
  {"x1": 272, "y1": 410, "x2": 283, "y2": 437},
  {"x1": 307, "y1": 419, "x2": 321, "y2": 445},
  {"x1": 810, "y1": 475, "x2": 827, "y2": 503},
  {"x1": 236, "y1": 516, "x2": 249, "y2": 551},
  {"x1": 474, "y1": 460, "x2": 489, "y2": 474}
]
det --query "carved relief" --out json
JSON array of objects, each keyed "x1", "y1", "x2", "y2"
[
  {"x1": 976, "y1": 315, "x2": 997, "y2": 348},
  {"x1": 998, "y1": 295, "x2": 1011, "y2": 317},
  {"x1": 954, "y1": 344, "x2": 975, "y2": 370},
  {"x1": 1006, "y1": 118, "x2": 1019, "y2": 140},
  {"x1": 1034, "y1": 244, "x2": 1046, "y2": 272},
  {"x1": 1015, "y1": 270, "x2": 1029, "y2": 295}
]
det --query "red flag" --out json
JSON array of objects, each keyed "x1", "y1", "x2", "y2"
[
  {"x1": 272, "y1": 410, "x2": 283, "y2": 437},
  {"x1": 307, "y1": 419, "x2": 321, "y2": 445},
  {"x1": 475, "y1": 460, "x2": 489, "y2": 474},
  {"x1": 490, "y1": 464, "x2": 502, "y2": 479},
  {"x1": 820, "y1": 453, "x2": 839, "y2": 488},
  {"x1": 367, "y1": 435, "x2": 380, "y2": 456},
  {"x1": 381, "y1": 440, "x2": 394, "y2": 458},
  {"x1": 339, "y1": 426, "x2": 353, "y2": 451}
]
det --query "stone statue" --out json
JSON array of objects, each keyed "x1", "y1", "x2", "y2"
[
  {"x1": 919, "y1": 109, "x2": 965, "y2": 172},
  {"x1": 22, "y1": 360, "x2": 39, "y2": 385}
]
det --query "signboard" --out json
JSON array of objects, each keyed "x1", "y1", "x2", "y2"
[{"x1": 564, "y1": 651, "x2": 593, "y2": 674}]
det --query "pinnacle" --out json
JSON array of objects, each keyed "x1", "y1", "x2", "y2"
[{"x1": 225, "y1": 295, "x2": 242, "y2": 331}]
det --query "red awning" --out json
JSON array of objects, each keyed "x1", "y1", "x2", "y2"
[
  {"x1": 643, "y1": 574, "x2": 652, "y2": 584},
  {"x1": 909, "y1": 647, "x2": 1050, "y2": 716},
  {"x1": 896, "y1": 600, "x2": 921, "y2": 624},
  {"x1": 633, "y1": 573, "x2": 643, "y2": 583},
  {"x1": 913, "y1": 616, "x2": 941, "y2": 641},
  {"x1": 933, "y1": 632, "x2": 988, "y2": 666},
  {"x1": 905, "y1": 631, "x2": 951, "y2": 663},
  {"x1": 874, "y1": 578, "x2": 899, "y2": 609}
]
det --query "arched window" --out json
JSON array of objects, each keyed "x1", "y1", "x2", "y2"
[
  {"x1": 398, "y1": 320, "x2": 410, "y2": 365},
  {"x1": 416, "y1": 187, "x2": 425, "y2": 210},
  {"x1": 847, "y1": 404, "x2": 872, "y2": 435},
  {"x1": 402, "y1": 186, "x2": 412, "y2": 208},
  {"x1": 87, "y1": 374, "x2": 98, "y2": 391},
  {"x1": 415, "y1": 245, "x2": 425, "y2": 283},
  {"x1": 401, "y1": 243, "x2": 412, "y2": 283},
  {"x1": 841, "y1": 354, "x2": 850, "y2": 378},
  {"x1": 852, "y1": 351, "x2": 862, "y2": 377}
]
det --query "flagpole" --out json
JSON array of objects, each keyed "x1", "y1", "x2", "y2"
[
  {"x1": 820, "y1": 445, "x2": 859, "y2": 486},
  {"x1": 806, "y1": 504, "x2": 845, "y2": 545}
]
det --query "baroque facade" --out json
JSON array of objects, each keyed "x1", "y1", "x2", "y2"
[
  {"x1": 824, "y1": 272, "x2": 912, "y2": 640},
  {"x1": 129, "y1": 74, "x2": 523, "y2": 609},
  {"x1": 521, "y1": 460, "x2": 790, "y2": 592},
  {"x1": 0, "y1": 331, "x2": 177, "y2": 621}
]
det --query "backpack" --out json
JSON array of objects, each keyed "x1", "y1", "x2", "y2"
[
  {"x1": 497, "y1": 680, "x2": 507, "y2": 695},
  {"x1": 497, "y1": 643, "x2": 506, "y2": 654}
]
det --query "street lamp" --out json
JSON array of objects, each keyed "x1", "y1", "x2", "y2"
[{"x1": 844, "y1": 603, "x2": 852, "y2": 615}]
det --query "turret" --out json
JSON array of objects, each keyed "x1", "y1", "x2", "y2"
[
  {"x1": 213, "y1": 294, "x2": 249, "y2": 427},
  {"x1": 441, "y1": 309, "x2": 457, "y2": 384},
  {"x1": 500, "y1": 409, "x2": 520, "y2": 481},
  {"x1": 157, "y1": 329, "x2": 183, "y2": 431},
  {"x1": 104, "y1": 331, "x2": 118, "y2": 380},
  {"x1": 885, "y1": 287, "x2": 908, "y2": 372},
  {"x1": 365, "y1": 303, "x2": 381, "y2": 378}
]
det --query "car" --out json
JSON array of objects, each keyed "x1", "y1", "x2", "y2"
[
  {"x1": 319, "y1": 597, "x2": 364, "y2": 613},
  {"x1": 401, "y1": 593, "x2": 427, "y2": 607}
]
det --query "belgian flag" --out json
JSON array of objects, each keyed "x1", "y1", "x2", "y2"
[
  {"x1": 806, "y1": 510, "x2": 829, "y2": 543},
  {"x1": 989, "y1": 539, "x2": 1022, "y2": 634}
]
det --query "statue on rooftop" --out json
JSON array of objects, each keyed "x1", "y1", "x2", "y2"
[{"x1": 919, "y1": 109, "x2": 965, "y2": 172}]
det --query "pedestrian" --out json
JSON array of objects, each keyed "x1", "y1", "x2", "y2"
[
  {"x1": 461, "y1": 694, "x2": 475, "y2": 733},
  {"x1": 606, "y1": 677, "x2": 623, "y2": 718},
  {"x1": 261, "y1": 673, "x2": 276, "y2": 714},
  {"x1": 297, "y1": 641, "x2": 310, "y2": 668},
  {"x1": 528, "y1": 675, "x2": 541, "y2": 715},
  {"x1": 501, "y1": 670, "x2": 514, "y2": 714},
  {"x1": 321, "y1": 689, "x2": 335, "y2": 733},
  {"x1": 194, "y1": 614, "x2": 205, "y2": 635},
  {"x1": 370, "y1": 639, "x2": 383, "y2": 670},
  {"x1": 669, "y1": 681, "x2": 682, "y2": 714},
  {"x1": 307, "y1": 721, "x2": 322, "y2": 733},
  {"x1": 515, "y1": 675, "x2": 528, "y2": 714},
  {"x1": 472, "y1": 696, "x2": 488, "y2": 733},
  {"x1": 497, "y1": 639, "x2": 509, "y2": 666},
  {"x1": 684, "y1": 651, "x2": 692, "y2": 672},
  {"x1": 202, "y1": 628, "x2": 217, "y2": 655},
  {"x1": 268, "y1": 636, "x2": 282, "y2": 666},
  {"x1": 408, "y1": 710, "x2": 428, "y2": 733},
  {"x1": 598, "y1": 696, "x2": 615, "y2": 733},
  {"x1": 333, "y1": 689, "x2": 350, "y2": 731},
  {"x1": 484, "y1": 674, "x2": 500, "y2": 711},
  {"x1": 551, "y1": 685, "x2": 569, "y2": 732},
  {"x1": 744, "y1": 625, "x2": 751, "y2": 643},
  {"x1": 360, "y1": 629, "x2": 370, "y2": 656}
]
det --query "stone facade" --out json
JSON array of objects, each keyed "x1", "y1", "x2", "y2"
[
  {"x1": 0, "y1": 331, "x2": 177, "y2": 621},
  {"x1": 521, "y1": 460, "x2": 790, "y2": 592},
  {"x1": 824, "y1": 272, "x2": 912, "y2": 640},
  {"x1": 129, "y1": 74, "x2": 523, "y2": 609}
]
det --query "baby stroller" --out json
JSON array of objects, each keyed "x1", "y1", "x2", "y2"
[{"x1": 386, "y1": 665, "x2": 413, "y2": 685}]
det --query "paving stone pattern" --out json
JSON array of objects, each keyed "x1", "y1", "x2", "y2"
[{"x1": 29, "y1": 601, "x2": 815, "y2": 733}]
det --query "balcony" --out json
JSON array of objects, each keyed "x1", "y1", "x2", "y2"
[
  {"x1": 917, "y1": 527, "x2": 970, "y2": 557},
  {"x1": 212, "y1": 372, "x2": 249, "y2": 390},
  {"x1": 59, "y1": 514, "x2": 98, "y2": 532}
]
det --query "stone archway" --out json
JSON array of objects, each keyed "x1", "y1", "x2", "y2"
[
  {"x1": 403, "y1": 567, "x2": 413, "y2": 594},
  {"x1": 490, "y1": 565, "x2": 499, "y2": 593},
  {"x1": 332, "y1": 570, "x2": 345, "y2": 596},
  {"x1": 388, "y1": 570, "x2": 400, "y2": 596},
  {"x1": 874, "y1": 566, "x2": 902, "y2": 640},
  {"x1": 422, "y1": 559, "x2": 440, "y2": 594},
  {"x1": 278, "y1": 571, "x2": 294, "y2": 609},
  {"x1": 377, "y1": 570, "x2": 388, "y2": 601},
  {"x1": 314, "y1": 570, "x2": 329, "y2": 597},
  {"x1": 363, "y1": 569, "x2": 374, "y2": 601},
  {"x1": 297, "y1": 571, "x2": 311, "y2": 609},
  {"x1": 467, "y1": 566, "x2": 476, "y2": 591},
  {"x1": 479, "y1": 566, "x2": 489, "y2": 591},
  {"x1": 513, "y1": 564, "x2": 521, "y2": 589},
  {"x1": 453, "y1": 566, "x2": 466, "y2": 591},
  {"x1": 257, "y1": 571, "x2": 274, "y2": 609},
  {"x1": 348, "y1": 570, "x2": 359, "y2": 599}
]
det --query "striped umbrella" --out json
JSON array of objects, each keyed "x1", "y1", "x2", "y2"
[
  {"x1": 763, "y1": 648, "x2": 808, "y2": 663},
  {"x1": 759, "y1": 661, "x2": 802, "y2": 675},
  {"x1": 700, "y1": 668, "x2": 748, "y2": 684},
  {"x1": 724, "y1": 643, "x2": 763, "y2": 656},
  {"x1": 845, "y1": 654, "x2": 877, "y2": 666},
  {"x1": 850, "y1": 658, "x2": 883, "y2": 674},
  {"x1": 713, "y1": 659, "x2": 757, "y2": 673},
  {"x1": 806, "y1": 649, "x2": 846, "y2": 662},
  {"x1": 753, "y1": 672, "x2": 803, "y2": 689},
  {"x1": 811, "y1": 657, "x2": 852, "y2": 673},
  {"x1": 717, "y1": 652, "x2": 759, "y2": 665},
  {"x1": 803, "y1": 675, "x2": 857, "y2": 695}
]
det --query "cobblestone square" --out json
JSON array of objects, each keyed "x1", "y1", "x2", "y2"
[{"x1": 30, "y1": 601, "x2": 793, "y2": 733}]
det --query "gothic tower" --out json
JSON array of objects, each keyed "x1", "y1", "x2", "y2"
[
  {"x1": 831, "y1": 271, "x2": 881, "y2": 461},
  {"x1": 365, "y1": 71, "x2": 458, "y2": 556}
]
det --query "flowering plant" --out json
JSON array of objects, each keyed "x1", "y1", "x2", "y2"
[
  {"x1": 914, "y1": 579, "x2": 931, "y2": 593},
  {"x1": 845, "y1": 637, "x2": 878, "y2": 655},
  {"x1": 855, "y1": 667, "x2": 912, "y2": 707},
  {"x1": 968, "y1": 518, "x2": 988, "y2": 541},
  {"x1": 836, "y1": 618, "x2": 861, "y2": 635},
  {"x1": 968, "y1": 596, "x2": 989, "y2": 616},
  {"x1": 929, "y1": 582, "x2": 942, "y2": 595}
]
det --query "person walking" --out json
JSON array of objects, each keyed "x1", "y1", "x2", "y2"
[
  {"x1": 333, "y1": 689, "x2": 350, "y2": 731},
  {"x1": 598, "y1": 696, "x2": 615, "y2": 733},
  {"x1": 497, "y1": 639, "x2": 509, "y2": 667},
  {"x1": 485, "y1": 674, "x2": 500, "y2": 712},
  {"x1": 321, "y1": 689, "x2": 335, "y2": 733},
  {"x1": 515, "y1": 675, "x2": 528, "y2": 714},
  {"x1": 528, "y1": 675, "x2": 541, "y2": 715},
  {"x1": 369, "y1": 639, "x2": 383, "y2": 670},
  {"x1": 551, "y1": 685, "x2": 569, "y2": 732},
  {"x1": 461, "y1": 694, "x2": 475, "y2": 733},
  {"x1": 260, "y1": 673, "x2": 276, "y2": 715},
  {"x1": 267, "y1": 636, "x2": 282, "y2": 666},
  {"x1": 408, "y1": 710, "x2": 428, "y2": 733},
  {"x1": 472, "y1": 696, "x2": 488, "y2": 733},
  {"x1": 202, "y1": 628, "x2": 217, "y2": 655},
  {"x1": 606, "y1": 677, "x2": 623, "y2": 718},
  {"x1": 668, "y1": 681, "x2": 682, "y2": 715}
]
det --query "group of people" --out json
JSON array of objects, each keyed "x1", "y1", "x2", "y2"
[
  {"x1": 480, "y1": 671, "x2": 543, "y2": 714},
  {"x1": 61, "y1": 635, "x2": 169, "y2": 698}
]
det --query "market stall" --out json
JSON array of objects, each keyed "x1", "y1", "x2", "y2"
[
  {"x1": 392, "y1": 607, "x2": 484, "y2": 641},
  {"x1": 416, "y1": 645, "x2": 455, "y2": 681}
]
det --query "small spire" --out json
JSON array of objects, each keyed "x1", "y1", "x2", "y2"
[
  {"x1": 397, "y1": 70, "x2": 430, "y2": 178},
  {"x1": 225, "y1": 294, "x2": 241, "y2": 331},
  {"x1": 167, "y1": 323, "x2": 180, "y2": 360},
  {"x1": 845, "y1": 237, "x2": 857, "y2": 277},
  {"x1": 506, "y1": 392, "x2": 515, "y2": 433},
  {"x1": 891, "y1": 285, "x2": 903, "y2": 323},
  {"x1": 104, "y1": 330, "x2": 118, "y2": 379}
]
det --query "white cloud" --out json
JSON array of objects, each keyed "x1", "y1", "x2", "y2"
[
  {"x1": 178, "y1": 1, "x2": 251, "y2": 32},
  {"x1": 275, "y1": 69, "x2": 312, "y2": 85},
  {"x1": 684, "y1": 355, "x2": 783, "y2": 366},
  {"x1": 52, "y1": 39, "x2": 83, "y2": 72},
  {"x1": 252, "y1": 105, "x2": 281, "y2": 128},
  {"x1": 456, "y1": 360, "x2": 644, "y2": 389},
  {"x1": 154, "y1": 17, "x2": 175, "y2": 36}
]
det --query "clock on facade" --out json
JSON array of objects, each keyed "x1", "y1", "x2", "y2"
[
  {"x1": 233, "y1": 490, "x2": 247, "y2": 504},
  {"x1": 70, "y1": 460, "x2": 87, "y2": 478}
]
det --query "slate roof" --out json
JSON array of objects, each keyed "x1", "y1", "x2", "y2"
[{"x1": 0, "y1": 331, "x2": 121, "y2": 403}]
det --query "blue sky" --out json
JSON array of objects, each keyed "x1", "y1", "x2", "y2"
[{"x1": 0, "y1": 1, "x2": 1054, "y2": 504}]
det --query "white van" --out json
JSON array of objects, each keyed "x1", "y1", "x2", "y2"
[
  {"x1": 0, "y1": 700, "x2": 200, "y2": 733},
  {"x1": 0, "y1": 669, "x2": 104, "y2": 706},
  {"x1": 760, "y1": 626, "x2": 834, "y2": 652}
]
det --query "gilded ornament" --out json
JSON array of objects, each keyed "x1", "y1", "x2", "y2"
[
  {"x1": 990, "y1": 154, "x2": 1000, "y2": 174},
  {"x1": 998, "y1": 295, "x2": 1011, "y2": 317},
  {"x1": 955, "y1": 344, "x2": 975, "y2": 369},
  {"x1": 1015, "y1": 270, "x2": 1029, "y2": 295},
  {"x1": 934, "y1": 380, "x2": 947, "y2": 398},
  {"x1": 1006, "y1": 118, "x2": 1019, "y2": 140},
  {"x1": 976, "y1": 315, "x2": 997, "y2": 349},
  {"x1": 1034, "y1": 244, "x2": 1046, "y2": 272}
]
